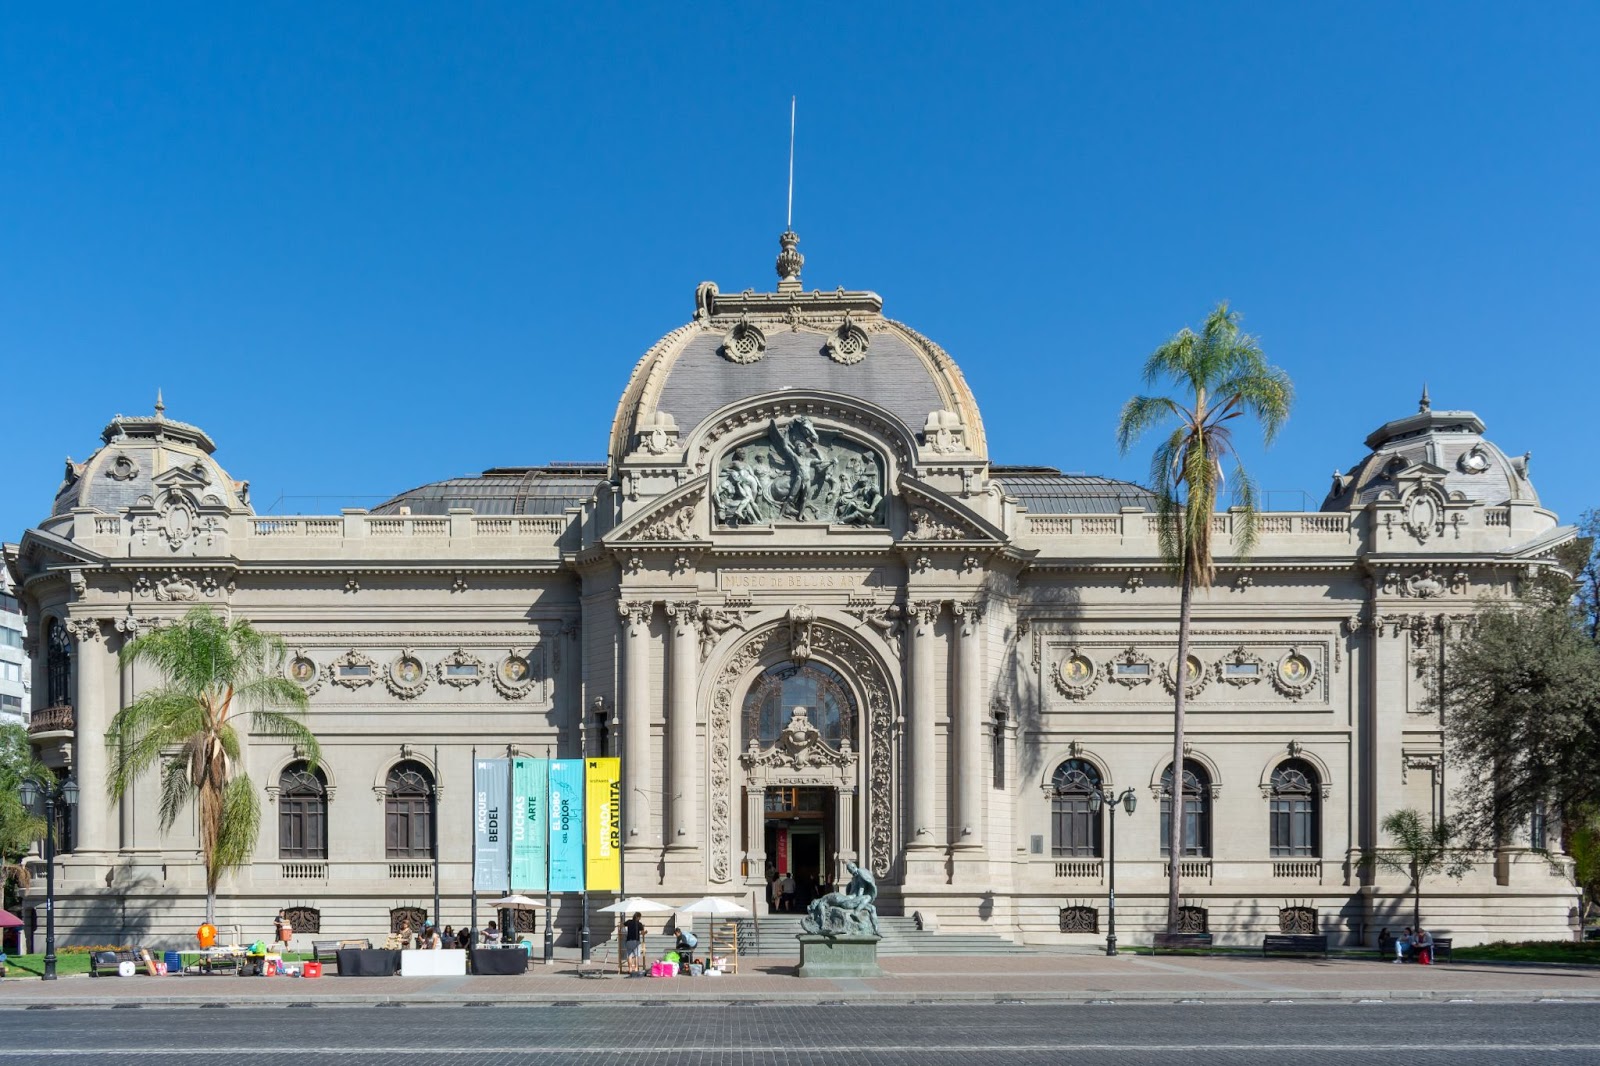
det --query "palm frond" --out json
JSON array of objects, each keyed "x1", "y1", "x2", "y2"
[
  {"x1": 158, "y1": 754, "x2": 195, "y2": 832},
  {"x1": 248, "y1": 709, "x2": 322, "y2": 770},
  {"x1": 209, "y1": 774, "x2": 262, "y2": 891}
]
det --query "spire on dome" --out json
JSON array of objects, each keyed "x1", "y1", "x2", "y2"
[
  {"x1": 155, "y1": 388, "x2": 166, "y2": 419},
  {"x1": 1418, "y1": 383, "x2": 1431, "y2": 412}
]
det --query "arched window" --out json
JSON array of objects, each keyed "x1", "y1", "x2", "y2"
[
  {"x1": 1160, "y1": 759, "x2": 1212, "y2": 857},
  {"x1": 385, "y1": 761, "x2": 435, "y2": 860},
  {"x1": 1269, "y1": 759, "x2": 1320, "y2": 857},
  {"x1": 46, "y1": 619, "x2": 72, "y2": 708},
  {"x1": 1050, "y1": 759, "x2": 1102, "y2": 857},
  {"x1": 278, "y1": 763, "x2": 328, "y2": 860},
  {"x1": 742, "y1": 661, "x2": 856, "y2": 749}
]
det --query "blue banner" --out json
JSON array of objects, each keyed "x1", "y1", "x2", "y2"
[
  {"x1": 472, "y1": 758, "x2": 510, "y2": 892},
  {"x1": 510, "y1": 758, "x2": 548, "y2": 893},
  {"x1": 548, "y1": 759, "x2": 586, "y2": 891}
]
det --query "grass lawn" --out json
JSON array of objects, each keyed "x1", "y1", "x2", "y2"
[
  {"x1": 1452, "y1": 940, "x2": 1600, "y2": 965},
  {"x1": 1, "y1": 949, "x2": 316, "y2": 978}
]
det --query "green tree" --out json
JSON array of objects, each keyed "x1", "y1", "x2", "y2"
[
  {"x1": 106, "y1": 606, "x2": 320, "y2": 923},
  {"x1": 1369, "y1": 808, "x2": 1473, "y2": 929},
  {"x1": 1116, "y1": 301, "x2": 1293, "y2": 931},
  {"x1": 1441, "y1": 591, "x2": 1600, "y2": 850},
  {"x1": 0, "y1": 723, "x2": 47, "y2": 907}
]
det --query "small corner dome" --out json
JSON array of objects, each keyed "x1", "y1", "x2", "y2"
[
  {"x1": 607, "y1": 238, "x2": 988, "y2": 472},
  {"x1": 1322, "y1": 392, "x2": 1537, "y2": 510},
  {"x1": 51, "y1": 399, "x2": 252, "y2": 518}
]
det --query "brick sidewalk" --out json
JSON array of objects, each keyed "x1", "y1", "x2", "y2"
[{"x1": 3, "y1": 952, "x2": 1599, "y2": 1007}]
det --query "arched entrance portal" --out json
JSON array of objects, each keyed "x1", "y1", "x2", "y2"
[
  {"x1": 742, "y1": 661, "x2": 856, "y2": 911},
  {"x1": 707, "y1": 619, "x2": 896, "y2": 893}
]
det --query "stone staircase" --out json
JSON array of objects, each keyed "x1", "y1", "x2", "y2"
[{"x1": 734, "y1": 914, "x2": 1037, "y2": 957}]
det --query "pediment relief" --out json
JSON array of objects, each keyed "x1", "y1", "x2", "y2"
[
  {"x1": 609, "y1": 476, "x2": 709, "y2": 544},
  {"x1": 712, "y1": 417, "x2": 886, "y2": 528},
  {"x1": 897, "y1": 476, "x2": 1003, "y2": 544}
]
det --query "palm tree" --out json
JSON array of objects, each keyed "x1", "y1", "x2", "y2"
[
  {"x1": 1116, "y1": 301, "x2": 1292, "y2": 932},
  {"x1": 106, "y1": 606, "x2": 320, "y2": 923}
]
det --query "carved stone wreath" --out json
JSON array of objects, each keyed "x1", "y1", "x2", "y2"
[
  {"x1": 823, "y1": 312, "x2": 871, "y2": 365},
  {"x1": 435, "y1": 648, "x2": 487, "y2": 688},
  {"x1": 491, "y1": 648, "x2": 537, "y2": 699},
  {"x1": 720, "y1": 315, "x2": 766, "y2": 364},
  {"x1": 327, "y1": 649, "x2": 380, "y2": 689},
  {"x1": 385, "y1": 650, "x2": 429, "y2": 699},
  {"x1": 1107, "y1": 646, "x2": 1156, "y2": 688},
  {"x1": 1161, "y1": 653, "x2": 1210, "y2": 697},
  {"x1": 1270, "y1": 648, "x2": 1318, "y2": 699},
  {"x1": 286, "y1": 649, "x2": 323, "y2": 695},
  {"x1": 1052, "y1": 650, "x2": 1100, "y2": 700},
  {"x1": 1216, "y1": 645, "x2": 1264, "y2": 687}
]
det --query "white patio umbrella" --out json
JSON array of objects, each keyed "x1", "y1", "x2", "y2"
[
  {"x1": 482, "y1": 894, "x2": 545, "y2": 948},
  {"x1": 677, "y1": 896, "x2": 751, "y2": 956},
  {"x1": 595, "y1": 896, "x2": 675, "y2": 971}
]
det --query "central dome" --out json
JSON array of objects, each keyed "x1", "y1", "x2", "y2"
[{"x1": 608, "y1": 237, "x2": 986, "y2": 472}]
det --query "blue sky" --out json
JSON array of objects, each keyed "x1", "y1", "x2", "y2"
[{"x1": 3, "y1": 2, "x2": 1595, "y2": 539}]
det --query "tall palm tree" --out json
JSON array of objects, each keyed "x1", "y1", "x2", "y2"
[
  {"x1": 1117, "y1": 302, "x2": 1293, "y2": 932},
  {"x1": 106, "y1": 606, "x2": 320, "y2": 923}
]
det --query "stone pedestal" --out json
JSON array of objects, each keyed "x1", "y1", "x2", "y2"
[{"x1": 795, "y1": 934, "x2": 882, "y2": 978}]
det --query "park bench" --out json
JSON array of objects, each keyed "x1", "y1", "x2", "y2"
[
  {"x1": 1402, "y1": 936, "x2": 1452, "y2": 962},
  {"x1": 1151, "y1": 932, "x2": 1213, "y2": 953},
  {"x1": 1262, "y1": 934, "x2": 1328, "y2": 957},
  {"x1": 89, "y1": 949, "x2": 147, "y2": 976}
]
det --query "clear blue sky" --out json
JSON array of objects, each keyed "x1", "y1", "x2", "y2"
[{"x1": 3, "y1": 2, "x2": 1595, "y2": 539}]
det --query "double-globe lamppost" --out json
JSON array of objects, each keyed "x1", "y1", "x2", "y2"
[
  {"x1": 1087, "y1": 786, "x2": 1137, "y2": 957},
  {"x1": 18, "y1": 775, "x2": 79, "y2": 980}
]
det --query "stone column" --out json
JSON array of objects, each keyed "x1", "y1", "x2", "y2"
[
  {"x1": 114, "y1": 624, "x2": 135, "y2": 851},
  {"x1": 835, "y1": 787, "x2": 857, "y2": 885},
  {"x1": 952, "y1": 600, "x2": 984, "y2": 848},
  {"x1": 68, "y1": 618, "x2": 110, "y2": 854},
  {"x1": 667, "y1": 601, "x2": 699, "y2": 848},
  {"x1": 618, "y1": 600, "x2": 655, "y2": 842},
  {"x1": 907, "y1": 599, "x2": 942, "y2": 847}
]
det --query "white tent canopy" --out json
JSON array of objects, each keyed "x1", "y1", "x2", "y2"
[{"x1": 677, "y1": 896, "x2": 751, "y2": 917}]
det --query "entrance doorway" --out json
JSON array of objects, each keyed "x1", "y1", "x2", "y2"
[{"x1": 763, "y1": 786, "x2": 834, "y2": 913}]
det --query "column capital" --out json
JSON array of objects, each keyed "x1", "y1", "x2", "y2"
[
  {"x1": 952, "y1": 599, "x2": 986, "y2": 635},
  {"x1": 618, "y1": 599, "x2": 655, "y2": 631},
  {"x1": 66, "y1": 618, "x2": 107, "y2": 644},
  {"x1": 910, "y1": 599, "x2": 942, "y2": 630},
  {"x1": 668, "y1": 600, "x2": 701, "y2": 634}
]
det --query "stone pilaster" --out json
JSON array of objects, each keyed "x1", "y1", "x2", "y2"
[
  {"x1": 618, "y1": 600, "x2": 655, "y2": 842},
  {"x1": 745, "y1": 785, "x2": 766, "y2": 885},
  {"x1": 67, "y1": 618, "x2": 110, "y2": 854},
  {"x1": 952, "y1": 599, "x2": 984, "y2": 848},
  {"x1": 667, "y1": 600, "x2": 699, "y2": 848},
  {"x1": 907, "y1": 599, "x2": 942, "y2": 848}
]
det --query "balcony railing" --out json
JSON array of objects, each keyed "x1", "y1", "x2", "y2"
[
  {"x1": 28, "y1": 704, "x2": 75, "y2": 735},
  {"x1": 1272, "y1": 860, "x2": 1324, "y2": 881},
  {"x1": 388, "y1": 862, "x2": 433, "y2": 880},
  {"x1": 1164, "y1": 859, "x2": 1213, "y2": 881},
  {"x1": 281, "y1": 862, "x2": 328, "y2": 880},
  {"x1": 1054, "y1": 859, "x2": 1105, "y2": 879}
]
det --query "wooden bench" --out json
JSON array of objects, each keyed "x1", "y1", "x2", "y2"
[
  {"x1": 89, "y1": 949, "x2": 146, "y2": 976},
  {"x1": 1151, "y1": 932, "x2": 1213, "y2": 953},
  {"x1": 1404, "y1": 936, "x2": 1452, "y2": 962},
  {"x1": 1263, "y1": 934, "x2": 1328, "y2": 957}
]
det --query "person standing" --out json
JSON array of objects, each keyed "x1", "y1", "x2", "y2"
[
  {"x1": 274, "y1": 910, "x2": 293, "y2": 954},
  {"x1": 623, "y1": 912, "x2": 646, "y2": 976},
  {"x1": 780, "y1": 872, "x2": 796, "y2": 913},
  {"x1": 768, "y1": 872, "x2": 782, "y2": 914}
]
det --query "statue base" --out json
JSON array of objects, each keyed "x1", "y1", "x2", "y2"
[{"x1": 795, "y1": 934, "x2": 883, "y2": 978}]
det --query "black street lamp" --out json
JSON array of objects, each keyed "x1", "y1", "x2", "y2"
[
  {"x1": 1087, "y1": 786, "x2": 1137, "y2": 957},
  {"x1": 18, "y1": 775, "x2": 79, "y2": 980}
]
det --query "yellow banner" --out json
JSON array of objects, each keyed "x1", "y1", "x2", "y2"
[{"x1": 584, "y1": 757, "x2": 622, "y2": 892}]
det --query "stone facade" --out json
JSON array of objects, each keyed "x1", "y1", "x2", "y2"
[{"x1": 4, "y1": 245, "x2": 1581, "y2": 948}]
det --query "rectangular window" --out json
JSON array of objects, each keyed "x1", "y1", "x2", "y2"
[
  {"x1": 0, "y1": 628, "x2": 23, "y2": 648},
  {"x1": 0, "y1": 662, "x2": 21, "y2": 683},
  {"x1": 1113, "y1": 662, "x2": 1150, "y2": 679},
  {"x1": 445, "y1": 664, "x2": 479, "y2": 677},
  {"x1": 1223, "y1": 662, "x2": 1258, "y2": 678},
  {"x1": 0, "y1": 695, "x2": 21, "y2": 712},
  {"x1": 0, "y1": 593, "x2": 20, "y2": 614},
  {"x1": 337, "y1": 664, "x2": 372, "y2": 678},
  {"x1": 1531, "y1": 802, "x2": 1548, "y2": 851}
]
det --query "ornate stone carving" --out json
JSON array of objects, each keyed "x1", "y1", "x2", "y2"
[
  {"x1": 846, "y1": 600, "x2": 904, "y2": 657},
  {"x1": 385, "y1": 650, "x2": 430, "y2": 699},
  {"x1": 921, "y1": 410, "x2": 965, "y2": 455},
  {"x1": 1216, "y1": 645, "x2": 1265, "y2": 687},
  {"x1": 1401, "y1": 486, "x2": 1448, "y2": 542},
  {"x1": 742, "y1": 706, "x2": 853, "y2": 771},
  {"x1": 720, "y1": 314, "x2": 767, "y2": 364},
  {"x1": 1107, "y1": 646, "x2": 1155, "y2": 687},
  {"x1": 636, "y1": 410, "x2": 680, "y2": 455},
  {"x1": 434, "y1": 648, "x2": 486, "y2": 688},
  {"x1": 710, "y1": 627, "x2": 787, "y2": 883},
  {"x1": 1161, "y1": 653, "x2": 1209, "y2": 697},
  {"x1": 490, "y1": 648, "x2": 539, "y2": 700},
  {"x1": 618, "y1": 600, "x2": 654, "y2": 631},
  {"x1": 822, "y1": 310, "x2": 870, "y2": 365},
  {"x1": 1123, "y1": 575, "x2": 1145, "y2": 593},
  {"x1": 106, "y1": 453, "x2": 139, "y2": 481},
  {"x1": 952, "y1": 599, "x2": 985, "y2": 636},
  {"x1": 775, "y1": 229, "x2": 804, "y2": 283},
  {"x1": 787, "y1": 605, "x2": 816, "y2": 662},
  {"x1": 155, "y1": 572, "x2": 202, "y2": 602},
  {"x1": 907, "y1": 508, "x2": 961, "y2": 540},
  {"x1": 622, "y1": 495, "x2": 699, "y2": 542},
  {"x1": 713, "y1": 417, "x2": 885, "y2": 527},
  {"x1": 1052, "y1": 650, "x2": 1100, "y2": 700},
  {"x1": 697, "y1": 604, "x2": 751, "y2": 661},
  {"x1": 327, "y1": 649, "x2": 380, "y2": 689},
  {"x1": 65, "y1": 618, "x2": 105, "y2": 644},
  {"x1": 1270, "y1": 648, "x2": 1318, "y2": 699},
  {"x1": 287, "y1": 649, "x2": 322, "y2": 695}
]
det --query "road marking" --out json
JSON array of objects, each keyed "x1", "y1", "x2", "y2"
[{"x1": 4, "y1": 1045, "x2": 1600, "y2": 1057}]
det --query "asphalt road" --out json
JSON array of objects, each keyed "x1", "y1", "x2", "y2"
[{"x1": 0, "y1": 1002, "x2": 1596, "y2": 1064}]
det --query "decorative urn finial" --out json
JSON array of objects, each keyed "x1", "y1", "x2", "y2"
[
  {"x1": 1418, "y1": 384, "x2": 1431, "y2": 413},
  {"x1": 776, "y1": 229, "x2": 804, "y2": 289}
]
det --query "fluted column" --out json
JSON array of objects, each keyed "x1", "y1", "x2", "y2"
[
  {"x1": 618, "y1": 600, "x2": 655, "y2": 842},
  {"x1": 745, "y1": 786, "x2": 766, "y2": 884},
  {"x1": 667, "y1": 600, "x2": 699, "y2": 848},
  {"x1": 952, "y1": 599, "x2": 984, "y2": 847},
  {"x1": 907, "y1": 599, "x2": 942, "y2": 847},
  {"x1": 68, "y1": 618, "x2": 110, "y2": 853}
]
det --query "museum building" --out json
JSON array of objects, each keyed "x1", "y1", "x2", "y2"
[{"x1": 6, "y1": 233, "x2": 1581, "y2": 947}]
